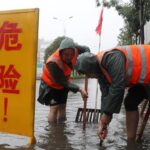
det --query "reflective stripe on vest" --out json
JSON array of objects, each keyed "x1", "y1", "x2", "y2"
[
  {"x1": 97, "y1": 45, "x2": 150, "y2": 86},
  {"x1": 96, "y1": 51, "x2": 112, "y2": 84},
  {"x1": 117, "y1": 45, "x2": 150, "y2": 85},
  {"x1": 42, "y1": 49, "x2": 78, "y2": 89},
  {"x1": 49, "y1": 56, "x2": 64, "y2": 71}
]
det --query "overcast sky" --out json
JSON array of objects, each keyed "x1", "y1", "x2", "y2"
[{"x1": 0, "y1": 0, "x2": 125, "y2": 53}]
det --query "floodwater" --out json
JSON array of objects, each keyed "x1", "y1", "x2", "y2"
[{"x1": 0, "y1": 79, "x2": 150, "y2": 150}]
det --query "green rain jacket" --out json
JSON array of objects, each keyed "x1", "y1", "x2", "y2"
[
  {"x1": 99, "y1": 50, "x2": 126, "y2": 115},
  {"x1": 44, "y1": 44, "x2": 90, "y2": 93},
  {"x1": 75, "y1": 50, "x2": 126, "y2": 115}
]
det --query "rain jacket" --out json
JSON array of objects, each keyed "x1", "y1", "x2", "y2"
[
  {"x1": 98, "y1": 45, "x2": 150, "y2": 115},
  {"x1": 75, "y1": 45, "x2": 150, "y2": 115},
  {"x1": 42, "y1": 49, "x2": 78, "y2": 90},
  {"x1": 42, "y1": 39, "x2": 90, "y2": 92}
]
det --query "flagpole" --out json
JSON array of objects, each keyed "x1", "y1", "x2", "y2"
[
  {"x1": 94, "y1": 7, "x2": 103, "y2": 119},
  {"x1": 95, "y1": 7, "x2": 104, "y2": 145},
  {"x1": 94, "y1": 34, "x2": 101, "y2": 122},
  {"x1": 98, "y1": 35, "x2": 101, "y2": 50}
]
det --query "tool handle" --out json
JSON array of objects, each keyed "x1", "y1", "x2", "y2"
[
  {"x1": 136, "y1": 102, "x2": 150, "y2": 142},
  {"x1": 84, "y1": 76, "x2": 88, "y2": 92},
  {"x1": 83, "y1": 77, "x2": 88, "y2": 130},
  {"x1": 99, "y1": 140, "x2": 103, "y2": 146}
]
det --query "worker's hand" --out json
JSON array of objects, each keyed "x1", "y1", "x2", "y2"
[
  {"x1": 97, "y1": 113, "x2": 111, "y2": 141},
  {"x1": 98, "y1": 119, "x2": 108, "y2": 140},
  {"x1": 79, "y1": 88, "x2": 88, "y2": 100}
]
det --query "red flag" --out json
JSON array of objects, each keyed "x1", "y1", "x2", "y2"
[{"x1": 95, "y1": 8, "x2": 104, "y2": 35}]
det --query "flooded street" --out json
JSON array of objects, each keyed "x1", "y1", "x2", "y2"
[{"x1": 0, "y1": 79, "x2": 150, "y2": 150}]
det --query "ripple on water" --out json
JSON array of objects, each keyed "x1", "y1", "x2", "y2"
[{"x1": 0, "y1": 79, "x2": 150, "y2": 150}]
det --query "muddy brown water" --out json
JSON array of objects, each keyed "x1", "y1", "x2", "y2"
[{"x1": 0, "y1": 79, "x2": 150, "y2": 150}]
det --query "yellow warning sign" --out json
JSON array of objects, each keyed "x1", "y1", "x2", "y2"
[{"x1": 0, "y1": 8, "x2": 39, "y2": 139}]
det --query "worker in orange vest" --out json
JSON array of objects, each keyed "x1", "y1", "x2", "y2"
[
  {"x1": 37, "y1": 37, "x2": 89, "y2": 123},
  {"x1": 75, "y1": 45, "x2": 150, "y2": 142}
]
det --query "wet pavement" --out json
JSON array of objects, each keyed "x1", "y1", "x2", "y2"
[{"x1": 0, "y1": 79, "x2": 150, "y2": 150}]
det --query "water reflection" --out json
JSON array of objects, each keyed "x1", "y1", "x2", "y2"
[
  {"x1": 0, "y1": 79, "x2": 150, "y2": 150},
  {"x1": 126, "y1": 140, "x2": 139, "y2": 150},
  {"x1": 36, "y1": 123, "x2": 73, "y2": 150}
]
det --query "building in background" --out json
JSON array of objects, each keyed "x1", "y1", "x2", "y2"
[{"x1": 37, "y1": 38, "x2": 51, "y2": 79}]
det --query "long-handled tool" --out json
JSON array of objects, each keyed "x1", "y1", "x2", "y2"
[
  {"x1": 83, "y1": 77, "x2": 88, "y2": 129},
  {"x1": 75, "y1": 107, "x2": 101, "y2": 123},
  {"x1": 93, "y1": 80, "x2": 99, "y2": 123},
  {"x1": 140, "y1": 99, "x2": 149, "y2": 117},
  {"x1": 75, "y1": 78, "x2": 101, "y2": 124},
  {"x1": 136, "y1": 100, "x2": 150, "y2": 142}
]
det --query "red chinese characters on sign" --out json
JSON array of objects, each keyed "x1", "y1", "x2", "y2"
[
  {"x1": 0, "y1": 64, "x2": 21, "y2": 94},
  {"x1": 0, "y1": 21, "x2": 22, "y2": 51}
]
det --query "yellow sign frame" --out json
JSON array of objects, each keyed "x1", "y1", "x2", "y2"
[{"x1": 0, "y1": 8, "x2": 39, "y2": 144}]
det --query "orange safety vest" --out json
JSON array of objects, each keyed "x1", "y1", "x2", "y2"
[
  {"x1": 96, "y1": 45, "x2": 150, "y2": 86},
  {"x1": 42, "y1": 49, "x2": 78, "y2": 89}
]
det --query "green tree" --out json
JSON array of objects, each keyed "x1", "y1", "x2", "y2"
[
  {"x1": 99, "y1": 0, "x2": 150, "y2": 44},
  {"x1": 134, "y1": 0, "x2": 150, "y2": 43},
  {"x1": 44, "y1": 36, "x2": 66, "y2": 63},
  {"x1": 118, "y1": 24, "x2": 132, "y2": 45},
  {"x1": 43, "y1": 36, "x2": 81, "y2": 78}
]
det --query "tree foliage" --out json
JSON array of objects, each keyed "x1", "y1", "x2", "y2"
[
  {"x1": 100, "y1": 0, "x2": 150, "y2": 44},
  {"x1": 44, "y1": 36, "x2": 66, "y2": 63},
  {"x1": 118, "y1": 24, "x2": 132, "y2": 45}
]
